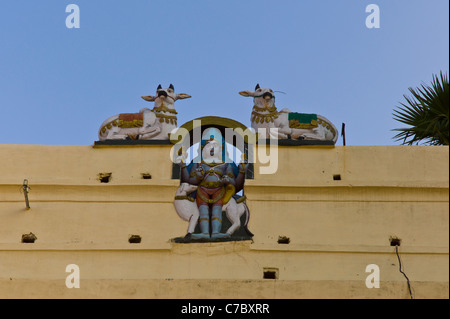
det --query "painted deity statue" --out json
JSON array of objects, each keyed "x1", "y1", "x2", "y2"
[{"x1": 179, "y1": 128, "x2": 247, "y2": 240}]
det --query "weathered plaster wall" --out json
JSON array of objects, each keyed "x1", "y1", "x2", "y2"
[{"x1": 0, "y1": 144, "x2": 448, "y2": 298}]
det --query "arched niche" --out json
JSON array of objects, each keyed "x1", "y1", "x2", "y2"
[{"x1": 170, "y1": 116, "x2": 255, "y2": 180}]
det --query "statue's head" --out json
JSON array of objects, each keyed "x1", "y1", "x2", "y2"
[
  {"x1": 239, "y1": 84, "x2": 276, "y2": 109},
  {"x1": 141, "y1": 84, "x2": 191, "y2": 108},
  {"x1": 200, "y1": 127, "x2": 225, "y2": 163}
]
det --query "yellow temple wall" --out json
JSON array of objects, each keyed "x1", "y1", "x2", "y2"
[{"x1": 0, "y1": 144, "x2": 448, "y2": 299}]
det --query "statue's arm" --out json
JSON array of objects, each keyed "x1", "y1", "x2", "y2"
[
  {"x1": 234, "y1": 158, "x2": 248, "y2": 192},
  {"x1": 234, "y1": 168, "x2": 245, "y2": 189},
  {"x1": 181, "y1": 163, "x2": 203, "y2": 185},
  {"x1": 223, "y1": 164, "x2": 237, "y2": 187}
]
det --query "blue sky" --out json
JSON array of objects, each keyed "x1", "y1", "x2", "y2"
[{"x1": 0, "y1": 0, "x2": 448, "y2": 146}]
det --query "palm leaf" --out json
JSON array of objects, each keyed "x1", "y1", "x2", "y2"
[{"x1": 392, "y1": 71, "x2": 449, "y2": 145}]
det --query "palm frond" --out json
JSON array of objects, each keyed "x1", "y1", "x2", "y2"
[{"x1": 392, "y1": 71, "x2": 449, "y2": 145}]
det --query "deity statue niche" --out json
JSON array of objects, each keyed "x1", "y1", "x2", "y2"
[{"x1": 172, "y1": 118, "x2": 254, "y2": 242}]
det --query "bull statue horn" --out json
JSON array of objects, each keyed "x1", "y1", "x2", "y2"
[
  {"x1": 169, "y1": 84, "x2": 175, "y2": 90},
  {"x1": 255, "y1": 84, "x2": 260, "y2": 90},
  {"x1": 157, "y1": 84, "x2": 162, "y2": 90}
]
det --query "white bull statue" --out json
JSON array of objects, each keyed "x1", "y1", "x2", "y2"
[
  {"x1": 174, "y1": 183, "x2": 200, "y2": 235},
  {"x1": 98, "y1": 84, "x2": 191, "y2": 141},
  {"x1": 239, "y1": 84, "x2": 338, "y2": 143}
]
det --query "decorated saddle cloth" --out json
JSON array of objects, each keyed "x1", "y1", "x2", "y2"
[
  {"x1": 118, "y1": 113, "x2": 144, "y2": 128},
  {"x1": 288, "y1": 113, "x2": 318, "y2": 129}
]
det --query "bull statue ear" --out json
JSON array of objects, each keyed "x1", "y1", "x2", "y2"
[
  {"x1": 239, "y1": 91, "x2": 255, "y2": 97},
  {"x1": 255, "y1": 84, "x2": 260, "y2": 90},
  {"x1": 176, "y1": 93, "x2": 191, "y2": 100},
  {"x1": 169, "y1": 84, "x2": 175, "y2": 90},
  {"x1": 142, "y1": 95, "x2": 157, "y2": 102},
  {"x1": 157, "y1": 84, "x2": 162, "y2": 90}
]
